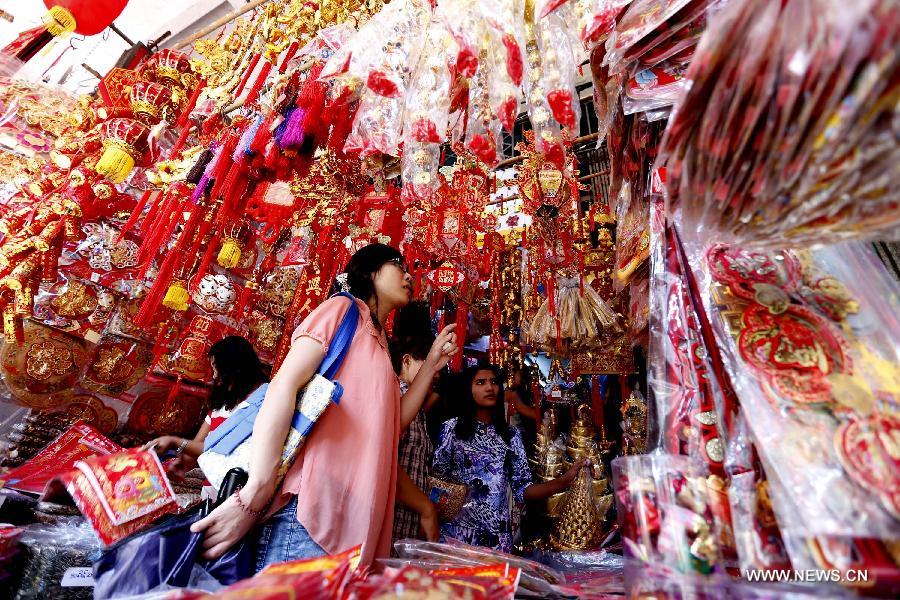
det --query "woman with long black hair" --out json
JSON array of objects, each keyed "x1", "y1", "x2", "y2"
[
  {"x1": 143, "y1": 336, "x2": 268, "y2": 477},
  {"x1": 191, "y1": 243, "x2": 458, "y2": 569},
  {"x1": 433, "y1": 363, "x2": 582, "y2": 552}
]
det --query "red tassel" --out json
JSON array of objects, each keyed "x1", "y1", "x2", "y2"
[
  {"x1": 217, "y1": 162, "x2": 244, "y2": 203},
  {"x1": 245, "y1": 60, "x2": 273, "y2": 106},
  {"x1": 279, "y1": 41, "x2": 300, "y2": 73},
  {"x1": 141, "y1": 188, "x2": 172, "y2": 237},
  {"x1": 118, "y1": 189, "x2": 155, "y2": 240},
  {"x1": 134, "y1": 248, "x2": 181, "y2": 326},
  {"x1": 235, "y1": 53, "x2": 261, "y2": 99},
  {"x1": 548, "y1": 276, "x2": 555, "y2": 316},
  {"x1": 249, "y1": 115, "x2": 274, "y2": 156},
  {"x1": 185, "y1": 214, "x2": 215, "y2": 263},
  {"x1": 139, "y1": 196, "x2": 182, "y2": 266},
  {"x1": 451, "y1": 302, "x2": 468, "y2": 372},
  {"x1": 175, "y1": 79, "x2": 205, "y2": 130},
  {"x1": 165, "y1": 376, "x2": 182, "y2": 412},
  {"x1": 208, "y1": 135, "x2": 239, "y2": 200},
  {"x1": 169, "y1": 123, "x2": 193, "y2": 158},
  {"x1": 327, "y1": 99, "x2": 359, "y2": 156},
  {"x1": 191, "y1": 232, "x2": 220, "y2": 287},
  {"x1": 297, "y1": 64, "x2": 328, "y2": 148}
]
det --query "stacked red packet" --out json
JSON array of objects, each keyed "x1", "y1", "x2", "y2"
[{"x1": 0, "y1": 421, "x2": 121, "y2": 494}]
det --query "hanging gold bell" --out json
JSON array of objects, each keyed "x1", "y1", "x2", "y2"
[
  {"x1": 217, "y1": 237, "x2": 242, "y2": 269},
  {"x1": 162, "y1": 279, "x2": 190, "y2": 311}
]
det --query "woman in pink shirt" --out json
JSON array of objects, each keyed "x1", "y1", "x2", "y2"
[{"x1": 192, "y1": 243, "x2": 458, "y2": 569}]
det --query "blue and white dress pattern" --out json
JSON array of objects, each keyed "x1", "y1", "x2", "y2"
[{"x1": 432, "y1": 418, "x2": 532, "y2": 552}]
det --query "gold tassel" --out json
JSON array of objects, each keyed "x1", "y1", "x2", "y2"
[
  {"x1": 42, "y1": 6, "x2": 76, "y2": 37},
  {"x1": 162, "y1": 280, "x2": 190, "y2": 312},
  {"x1": 216, "y1": 237, "x2": 242, "y2": 269},
  {"x1": 3, "y1": 306, "x2": 17, "y2": 343},
  {"x1": 95, "y1": 144, "x2": 136, "y2": 184}
]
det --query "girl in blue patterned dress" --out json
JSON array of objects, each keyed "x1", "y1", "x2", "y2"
[{"x1": 433, "y1": 363, "x2": 583, "y2": 552}]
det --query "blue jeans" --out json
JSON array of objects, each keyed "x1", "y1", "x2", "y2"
[{"x1": 254, "y1": 496, "x2": 326, "y2": 573}]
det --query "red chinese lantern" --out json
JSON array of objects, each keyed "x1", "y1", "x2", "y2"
[
  {"x1": 44, "y1": 0, "x2": 130, "y2": 36},
  {"x1": 3, "y1": 1, "x2": 129, "y2": 62}
]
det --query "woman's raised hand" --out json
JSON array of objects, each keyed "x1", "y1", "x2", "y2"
[{"x1": 426, "y1": 324, "x2": 458, "y2": 371}]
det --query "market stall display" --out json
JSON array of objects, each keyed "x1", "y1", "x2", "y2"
[{"x1": 0, "y1": 0, "x2": 897, "y2": 597}]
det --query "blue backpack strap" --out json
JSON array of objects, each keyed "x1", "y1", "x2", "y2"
[{"x1": 317, "y1": 292, "x2": 359, "y2": 380}]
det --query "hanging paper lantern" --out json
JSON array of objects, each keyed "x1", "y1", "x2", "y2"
[
  {"x1": 129, "y1": 81, "x2": 173, "y2": 125},
  {"x1": 3, "y1": 1, "x2": 129, "y2": 62},
  {"x1": 535, "y1": 164, "x2": 565, "y2": 218},
  {"x1": 94, "y1": 118, "x2": 149, "y2": 183}
]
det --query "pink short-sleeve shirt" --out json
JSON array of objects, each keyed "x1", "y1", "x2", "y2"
[{"x1": 277, "y1": 295, "x2": 400, "y2": 566}]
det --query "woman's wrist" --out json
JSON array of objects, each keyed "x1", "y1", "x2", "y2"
[
  {"x1": 174, "y1": 437, "x2": 190, "y2": 456},
  {"x1": 419, "y1": 499, "x2": 437, "y2": 519},
  {"x1": 242, "y1": 478, "x2": 276, "y2": 507},
  {"x1": 233, "y1": 488, "x2": 271, "y2": 517}
]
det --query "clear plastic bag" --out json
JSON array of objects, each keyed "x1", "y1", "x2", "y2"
[
  {"x1": 436, "y1": 0, "x2": 487, "y2": 78},
  {"x1": 622, "y1": 61, "x2": 688, "y2": 115},
  {"x1": 479, "y1": 0, "x2": 527, "y2": 87},
  {"x1": 660, "y1": 0, "x2": 900, "y2": 247},
  {"x1": 534, "y1": 14, "x2": 582, "y2": 132},
  {"x1": 393, "y1": 538, "x2": 563, "y2": 594},
  {"x1": 403, "y1": 19, "x2": 455, "y2": 144},
  {"x1": 401, "y1": 141, "x2": 441, "y2": 203},
  {"x1": 320, "y1": 0, "x2": 431, "y2": 99},
  {"x1": 604, "y1": 0, "x2": 694, "y2": 72},
  {"x1": 681, "y1": 235, "x2": 900, "y2": 541},
  {"x1": 344, "y1": 92, "x2": 404, "y2": 158},
  {"x1": 558, "y1": 0, "x2": 632, "y2": 45},
  {"x1": 612, "y1": 454, "x2": 726, "y2": 573},
  {"x1": 13, "y1": 520, "x2": 101, "y2": 599},
  {"x1": 465, "y1": 54, "x2": 503, "y2": 167},
  {"x1": 483, "y1": 25, "x2": 523, "y2": 135}
]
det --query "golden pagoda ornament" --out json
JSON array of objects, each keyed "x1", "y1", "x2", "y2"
[
  {"x1": 550, "y1": 463, "x2": 610, "y2": 551},
  {"x1": 543, "y1": 404, "x2": 614, "y2": 550}
]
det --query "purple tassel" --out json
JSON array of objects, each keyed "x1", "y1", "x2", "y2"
[
  {"x1": 234, "y1": 116, "x2": 262, "y2": 161},
  {"x1": 191, "y1": 144, "x2": 220, "y2": 202},
  {"x1": 278, "y1": 107, "x2": 306, "y2": 150}
]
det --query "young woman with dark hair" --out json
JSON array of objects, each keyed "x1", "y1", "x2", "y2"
[
  {"x1": 143, "y1": 336, "x2": 268, "y2": 477},
  {"x1": 191, "y1": 243, "x2": 458, "y2": 570},
  {"x1": 433, "y1": 363, "x2": 582, "y2": 552}
]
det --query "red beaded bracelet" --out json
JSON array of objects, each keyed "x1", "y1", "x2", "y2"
[{"x1": 233, "y1": 489, "x2": 269, "y2": 518}]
